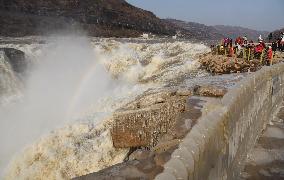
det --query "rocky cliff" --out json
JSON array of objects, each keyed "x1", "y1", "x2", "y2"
[{"x1": 0, "y1": 0, "x2": 176, "y2": 37}]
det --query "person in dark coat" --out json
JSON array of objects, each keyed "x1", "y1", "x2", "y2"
[
  {"x1": 272, "y1": 41, "x2": 278, "y2": 57},
  {"x1": 280, "y1": 32, "x2": 284, "y2": 51}
]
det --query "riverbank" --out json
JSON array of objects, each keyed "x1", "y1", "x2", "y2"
[
  {"x1": 74, "y1": 73, "x2": 247, "y2": 179},
  {"x1": 2, "y1": 36, "x2": 283, "y2": 179},
  {"x1": 1, "y1": 37, "x2": 211, "y2": 179},
  {"x1": 75, "y1": 49, "x2": 284, "y2": 179}
]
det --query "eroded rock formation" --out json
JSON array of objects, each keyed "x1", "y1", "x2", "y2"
[{"x1": 111, "y1": 89, "x2": 188, "y2": 148}]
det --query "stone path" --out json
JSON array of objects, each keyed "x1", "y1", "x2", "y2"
[{"x1": 240, "y1": 105, "x2": 284, "y2": 180}]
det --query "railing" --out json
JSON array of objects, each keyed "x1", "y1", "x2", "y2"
[{"x1": 156, "y1": 63, "x2": 284, "y2": 180}]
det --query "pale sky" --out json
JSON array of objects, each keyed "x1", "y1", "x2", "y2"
[{"x1": 126, "y1": 0, "x2": 284, "y2": 31}]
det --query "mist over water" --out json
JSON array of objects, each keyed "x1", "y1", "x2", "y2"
[
  {"x1": 0, "y1": 36, "x2": 209, "y2": 179},
  {"x1": 0, "y1": 35, "x2": 114, "y2": 176}
]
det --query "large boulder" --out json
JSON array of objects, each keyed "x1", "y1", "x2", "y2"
[
  {"x1": 194, "y1": 85, "x2": 228, "y2": 97},
  {"x1": 111, "y1": 93, "x2": 187, "y2": 148},
  {"x1": 74, "y1": 95, "x2": 208, "y2": 180}
]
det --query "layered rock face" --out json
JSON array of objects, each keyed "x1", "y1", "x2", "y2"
[
  {"x1": 0, "y1": 0, "x2": 176, "y2": 37},
  {"x1": 111, "y1": 89, "x2": 188, "y2": 148},
  {"x1": 111, "y1": 86, "x2": 227, "y2": 149}
]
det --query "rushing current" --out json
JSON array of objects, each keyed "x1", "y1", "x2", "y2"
[{"x1": 0, "y1": 36, "x2": 209, "y2": 179}]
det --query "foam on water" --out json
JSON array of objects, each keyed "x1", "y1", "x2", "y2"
[
  {"x1": 5, "y1": 119, "x2": 129, "y2": 180},
  {"x1": 0, "y1": 37, "x2": 209, "y2": 179},
  {"x1": 93, "y1": 40, "x2": 209, "y2": 84}
]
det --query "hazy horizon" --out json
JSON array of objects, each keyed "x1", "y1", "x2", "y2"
[{"x1": 126, "y1": 0, "x2": 284, "y2": 32}]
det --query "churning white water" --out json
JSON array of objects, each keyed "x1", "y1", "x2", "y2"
[{"x1": 0, "y1": 36, "x2": 209, "y2": 179}]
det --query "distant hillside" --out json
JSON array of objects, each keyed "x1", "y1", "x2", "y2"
[
  {"x1": 213, "y1": 25, "x2": 269, "y2": 41},
  {"x1": 0, "y1": 1, "x2": 271, "y2": 41},
  {"x1": 166, "y1": 19, "x2": 269, "y2": 41},
  {"x1": 164, "y1": 19, "x2": 224, "y2": 41},
  {"x1": 0, "y1": 0, "x2": 176, "y2": 37}
]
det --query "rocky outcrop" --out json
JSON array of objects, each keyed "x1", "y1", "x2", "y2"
[
  {"x1": 0, "y1": 0, "x2": 176, "y2": 37},
  {"x1": 111, "y1": 84, "x2": 230, "y2": 149},
  {"x1": 111, "y1": 89, "x2": 188, "y2": 148},
  {"x1": 199, "y1": 53, "x2": 263, "y2": 74},
  {"x1": 199, "y1": 52, "x2": 284, "y2": 75},
  {"x1": 75, "y1": 95, "x2": 210, "y2": 180},
  {"x1": 193, "y1": 85, "x2": 228, "y2": 97}
]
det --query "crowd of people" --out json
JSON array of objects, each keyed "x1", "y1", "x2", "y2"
[
  {"x1": 271, "y1": 32, "x2": 284, "y2": 52},
  {"x1": 211, "y1": 32, "x2": 284, "y2": 66}
]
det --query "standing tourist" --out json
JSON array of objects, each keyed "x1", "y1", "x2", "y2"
[{"x1": 281, "y1": 32, "x2": 284, "y2": 51}]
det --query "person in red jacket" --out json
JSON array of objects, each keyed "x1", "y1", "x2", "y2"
[
  {"x1": 254, "y1": 42, "x2": 264, "y2": 59},
  {"x1": 255, "y1": 43, "x2": 264, "y2": 53}
]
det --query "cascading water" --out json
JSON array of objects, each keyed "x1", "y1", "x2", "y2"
[
  {"x1": 0, "y1": 36, "x2": 210, "y2": 179},
  {"x1": 0, "y1": 51, "x2": 22, "y2": 105}
]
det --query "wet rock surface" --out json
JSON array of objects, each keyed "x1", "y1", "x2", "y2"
[
  {"x1": 111, "y1": 84, "x2": 227, "y2": 149},
  {"x1": 193, "y1": 84, "x2": 227, "y2": 97},
  {"x1": 111, "y1": 90, "x2": 187, "y2": 148},
  {"x1": 74, "y1": 96, "x2": 208, "y2": 180},
  {"x1": 240, "y1": 105, "x2": 284, "y2": 180}
]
